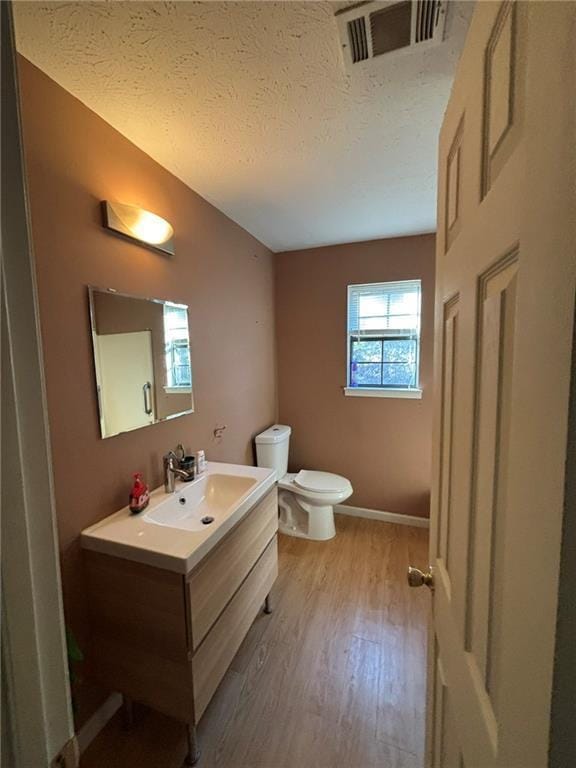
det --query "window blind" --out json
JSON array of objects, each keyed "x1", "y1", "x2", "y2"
[{"x1": 347, "y1": 280, "x2": 421, "y2": 339}]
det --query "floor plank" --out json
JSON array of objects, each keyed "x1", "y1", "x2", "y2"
[{"x1": 80, "y1": 515, "x2": 429, "y2": 768}]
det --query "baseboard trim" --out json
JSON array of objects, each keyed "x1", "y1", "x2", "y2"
[
  {"x1": 77, "y1": 692, "x2": 122, "y2": 754},
  {"x1": 335, "y1": 504, "x2": 430, "y2": 528}
]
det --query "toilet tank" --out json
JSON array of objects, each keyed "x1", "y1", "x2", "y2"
[{"x1": 255, "y1": 424, "x2": 291, "y2": 479}]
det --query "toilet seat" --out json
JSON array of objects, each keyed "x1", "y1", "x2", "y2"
[
  {"x1": 278, "y1": 471, "x2": 352, "y2": 504},
  {"x1": 294, "y1": 470, "x2": 351, "y2": 494}
]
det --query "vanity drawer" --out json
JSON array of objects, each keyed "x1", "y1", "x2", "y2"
[
  {"x1": 192, "y1": 535, "x2": 278, "y2": 719},
  {"x1": 187, "y1": 488, "x2": 278, "y2": 649}
]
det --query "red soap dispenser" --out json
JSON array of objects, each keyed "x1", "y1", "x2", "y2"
[{"x1": 129, "y1": 472, "x2": 150, "y2": 514}]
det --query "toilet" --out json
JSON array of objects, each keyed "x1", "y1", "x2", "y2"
[{"x1": 255, "y1": 424, "x2": 353, "y2": 541}]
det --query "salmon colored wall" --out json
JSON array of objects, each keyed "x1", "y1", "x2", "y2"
[
  {"x1": 275, "y1": 235, "x2": 435, "y2": 518},
  {"x1": 18, "y1": 57, "x2": 277, "y2": 725}
]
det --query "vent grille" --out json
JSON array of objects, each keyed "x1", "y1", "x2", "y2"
[
  {"x1": 415, "y1": 0, "x2": 441, "y2": 43},
  {"x1": 370, "y1": 1, "x2": 412, "y2": 57},
  {"x1": 337, "y1": 0, "x2": 447, "y2": 71},
  {"x1": 347, "y1": 16, "x2": 369, "y2": 63}
]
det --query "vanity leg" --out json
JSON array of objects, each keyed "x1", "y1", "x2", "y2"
[
  {"x1": 121, "y1": 695, "x2": 134, "y2": 730},
  {"x1": 264, "y1": 593, "x2": 272, "y2": 615},
  {"x1": 184, "y1": 723, "x2": 201, "y2": 766}
]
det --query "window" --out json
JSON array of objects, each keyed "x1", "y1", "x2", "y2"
[
  {"x1": 346, "y1": 280, "x2": 421, "y2": 397},
  {"x1": 163, "y1": 304, "x2": 191, "y2": 390}
]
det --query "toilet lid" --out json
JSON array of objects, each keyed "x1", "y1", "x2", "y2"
[{"x1": 294, "y1": 470, "x2": 350, "y2": 493}]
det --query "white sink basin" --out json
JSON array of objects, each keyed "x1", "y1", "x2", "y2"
[
  {"x1": 144, "y1": 473, "x2": 257, "y2": 532},
  {"x1": 80, "y1": 462, "x2": 277, "y2": 573}
]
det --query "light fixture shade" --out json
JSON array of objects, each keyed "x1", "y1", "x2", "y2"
[{"x1": 102, "y1": 201, "x2": 175, "y2": 256}]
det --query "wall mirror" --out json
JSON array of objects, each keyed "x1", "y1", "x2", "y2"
[{"x1": 88, "y1": 287, "x2": 194, "y2": 438}]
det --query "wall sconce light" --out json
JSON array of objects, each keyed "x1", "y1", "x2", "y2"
[{"x1": 102, "y1": 201, "x2": 175, "y2": 256}]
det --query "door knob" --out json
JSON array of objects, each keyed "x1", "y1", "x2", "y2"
[{"x1": 407, "y1": 566, "x2": 434, "y2": 590}]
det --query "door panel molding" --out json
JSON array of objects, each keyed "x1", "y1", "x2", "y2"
[
  {"x1": 465, "y1": 248, "x2": 519, "y2": 690},
  {"x1": 481, "y1": 1, "x2": 519, "y2": 197},
  {"x1": 445, "y1": 118, "x2": 465, "y2": 252},
  {"x1": 437, "y1": 294, "x2": 460, "y2": 583}
]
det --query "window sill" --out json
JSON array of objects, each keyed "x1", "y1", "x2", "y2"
[
  {"x1": 344, "y1": 387, "x2": 422, "y2": 400},
  {"x1": 164, "y1": 387, "x2": 192, "y2": 395}
]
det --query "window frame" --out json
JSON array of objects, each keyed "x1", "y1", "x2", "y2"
[
  {"x1": 345, "y1": 280, "x2": 423, "y2": 399},
  {"x1": 165, "y1": 337, "x2": 192, "y2": 390},
  {"x1": 163, "y1": 305, "x2": 192, "y2": 393},
  {"x1": 349, "y1": 335, "x2": 419, "y2": 389}
]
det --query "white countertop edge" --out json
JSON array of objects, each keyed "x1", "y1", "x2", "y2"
[{"x1": 81, "y1": 463, "x2": 277, "y2": 575}]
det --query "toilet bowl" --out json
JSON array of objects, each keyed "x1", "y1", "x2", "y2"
[
  {"x1": 255, "y1": 425, "x2": 353, "y2": 541},
  {"x1": 277, "y1": 470, "x2": 353, "y2": 540}
]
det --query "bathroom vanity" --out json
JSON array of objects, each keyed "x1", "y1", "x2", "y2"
[{"x1": 81, "y1": 462, "x2": 277, "y2": 764}]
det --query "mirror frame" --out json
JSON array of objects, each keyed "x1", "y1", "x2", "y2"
[{"x1": 88, "y1": 285, "x2": 195, "y2": 439}]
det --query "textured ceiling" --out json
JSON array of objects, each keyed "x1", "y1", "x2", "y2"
[{"x1": 14, "y1": 1, "x2": 472, "y2": 251}]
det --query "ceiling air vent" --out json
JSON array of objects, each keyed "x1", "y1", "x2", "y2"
[
  {"x1": 348, "y1": 16, "x2": 369, "y2": 63},
  {"x1": 336, "y1": 0, "x2": 447, "y2": 71},
  {"x1": 415, "y1": 0, "x2": 442, "y2": 42}
]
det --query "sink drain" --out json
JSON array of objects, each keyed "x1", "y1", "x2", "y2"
[
  {"x1": 201, "y1": 516, "x2": 214, "y2": 525},
  {"x1": 179, "y1": 497, "x2": 186, "y2": 505}
]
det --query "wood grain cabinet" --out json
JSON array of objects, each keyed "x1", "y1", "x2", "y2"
[{"x1": 84, "y1": 488, "x2": 278, "y2": 763}]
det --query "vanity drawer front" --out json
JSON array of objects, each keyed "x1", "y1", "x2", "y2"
[
  {"x1": 192, "y1": 536, "x2": 278, "y2": 720},
  {"x1": 188, "y1": 488, "x2": 278, "y2": 649}
]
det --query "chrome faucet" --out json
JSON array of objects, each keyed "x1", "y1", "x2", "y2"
[{"x1": 163, "y1": 451, "x2": 193, "y2": 493}]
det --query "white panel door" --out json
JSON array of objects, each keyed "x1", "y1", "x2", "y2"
[
  {"x1": 96, "y1": 330, "x2": 155, "y2": 436},
  {"x1": 415, "y1": 3, "x2": 576, "y2": 767}
]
